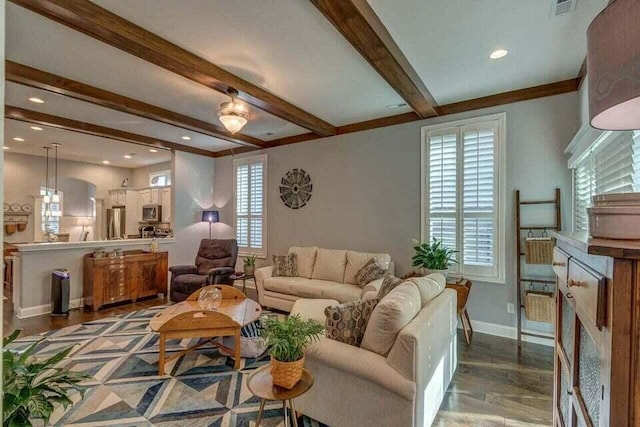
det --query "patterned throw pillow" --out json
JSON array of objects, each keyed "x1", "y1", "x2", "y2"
[
  {"x1": 354, "y1": 258, "x2": 387, "y2": 287},
  {"x1": 377, "y1": 274, "x2": 404, "y2": 299},
  {"x1": 272, "y1": 253, "x2": 298, "y2": 277},
  {"x1": 324, "y1": 299, "x2": 378, "y2": 347}
]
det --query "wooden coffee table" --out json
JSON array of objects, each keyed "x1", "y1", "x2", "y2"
[
  {"x1": 247, "y1": 365, "x2": 314, "y2": 427},
  {"x1": 149, "y1": 285, "x2": 262, "y2": 375}
]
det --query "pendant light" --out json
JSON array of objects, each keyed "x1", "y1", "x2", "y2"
[
  {"x1": 587, "y1": 0, "x2": 640, "y2": 130},
  {"x1": 51, "y1": 143, "x2": 61, "y2": 203},
  {"x1": 43, "y1": 146, "x2": 51, "y2": 205},
  {"x1": 217, "y1": 88, "x2": 249, "y2": 134}
]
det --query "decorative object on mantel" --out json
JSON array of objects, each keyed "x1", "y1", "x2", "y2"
[
  {"x1": 587, "y1": 0, "x2": 640, "y2": 130},
  {"x1": 587, "y1": 192, "x2": 640, "y2": 239},
  {"x1": 279, "y1": 168, "x2": 312, "y2": 209},
  {"x1": 121, "y1": 177, "x2": 129, "y2": 188},
  {"x1": 410, "y1": 237, "x2": 456, "y2": 277}
]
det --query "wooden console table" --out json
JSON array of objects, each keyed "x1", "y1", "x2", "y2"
[{"x1": 83, "y1": 250, "x2": 168, "y2": 311}]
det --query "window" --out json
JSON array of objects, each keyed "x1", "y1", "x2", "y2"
[
  {"x1": 39, "y1": 187, "x2": 62, "y2": 234},
  {"x1": 149, "y1": 170, "x2": 171, "y2": 187},
  {"x1": 234, "y1": 154, "x2": 267, "y2": 257},
  {"x1": 572, "y1": 130, "x2": 640, "y2": 231},
  {"x1": 421, "y1": 113, "x2": 506, "y2": 283}
]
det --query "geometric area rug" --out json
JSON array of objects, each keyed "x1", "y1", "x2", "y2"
[{"x1": 5, "y1": 304, "x2": 328, "y2": 427}]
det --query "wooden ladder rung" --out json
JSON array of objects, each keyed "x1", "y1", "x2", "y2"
[{"x1": 520, "y1": 200, "x2": 557, "y2": 205}]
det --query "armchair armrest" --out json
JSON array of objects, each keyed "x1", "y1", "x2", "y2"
[
  {"x1": 169, "y1": 265, "x2": 197, "y2": 277},
  {"x1": 254, "y1": 266, "x2": 273, "y2": 305},
  {"x1": 305, "y1": 337, "x2": 415, "y2": 400},
  {"x1": 205, "y1": 266, "x2": 235, "y2": 276}
]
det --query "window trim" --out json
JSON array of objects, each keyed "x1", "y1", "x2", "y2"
[
  {"x1": 420, "y1": 112, "x2": 506, "y2": 284},
  {"x1": 233, "y1": 154, "x2": 268, "y2": 258},
  {"x1": 149, "y1": 169, "x2": 172, "y2": 187}
]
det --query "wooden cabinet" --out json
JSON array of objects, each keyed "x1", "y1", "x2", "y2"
[
  {"x1": 83, "y1": 250, "x2": 168, "y2": 311},
  {"x1": 553, "y1": 232, "x2": 639, "y2": 427}
]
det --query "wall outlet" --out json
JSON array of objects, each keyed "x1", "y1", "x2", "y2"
[{"x1": 507, "y1": 303, "x2": 516, "y2": 314}]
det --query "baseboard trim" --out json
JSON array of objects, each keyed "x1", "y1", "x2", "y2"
[
  {"x1": 459, "y1": 318, "x2": 554, "y2": 347},
  {"x1": 16, "y1": 298, "x2": 84, "y2": 319}
]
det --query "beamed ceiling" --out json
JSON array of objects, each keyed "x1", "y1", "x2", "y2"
[{"x1": 3, "y1": 0, "x2": 608, "y2": 164}]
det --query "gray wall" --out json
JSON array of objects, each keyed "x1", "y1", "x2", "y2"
[{"x1": 213, "y1": 92, "x2": 579, "y2": 328}]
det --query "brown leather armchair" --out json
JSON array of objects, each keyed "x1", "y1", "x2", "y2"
[{"x1": 169, "y1": 239, "x2": 238, "y2": 302}]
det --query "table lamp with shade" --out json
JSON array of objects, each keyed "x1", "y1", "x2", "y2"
[{"x1": 201, "y1": 210, "x2": 219, "y2": 239}]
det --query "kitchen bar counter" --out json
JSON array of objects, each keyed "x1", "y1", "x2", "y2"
[{"x1": 15, "y1": 237, "x2": 175, "y2": 252}]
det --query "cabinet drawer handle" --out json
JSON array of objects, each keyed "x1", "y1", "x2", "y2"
[
  {"x1": 568, "y1": 279, "x2": 584, "y2": 287},
  {"x1": 552, "y1": 261, "x2": 565, "y2": 267}
]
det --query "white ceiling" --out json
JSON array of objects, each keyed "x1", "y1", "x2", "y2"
[
  {"x1": 368, "y1": 0, "x2": 608, "y2": 104},
  {"x1": 4, "y1": 119, "x2": 172, "y2": 168},
  {"x1": 5, "y1": 0, "x2": 608, "y2": 154}
]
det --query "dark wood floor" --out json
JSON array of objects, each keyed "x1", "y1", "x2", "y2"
[{"x1": 3, "y1": 285, "x2": 553, "y2": 427}]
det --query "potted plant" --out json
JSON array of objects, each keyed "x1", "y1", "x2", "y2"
[
  {"x1": 411, "y1": 238, "x2": 458, "y2": 276},
  {"x1": 243, "y1": 254, "x2": 257, "y2": 276},
  {"x1": 262, "y1": 314, "x2": 323, "y2": 389},
  {"x1": 3, "y1": 329, "x2": 90, "y2": 426}
]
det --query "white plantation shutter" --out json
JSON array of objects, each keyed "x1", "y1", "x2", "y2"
[
  {"x1": 234, "y1": 155, "x2": 267, "y2": 256},
  {"x1": 572, "y1": 130, "x2": 640, "y2": 232},
  {"x1": 423, "y1": 114, "x2": 504, "y2": 282}
]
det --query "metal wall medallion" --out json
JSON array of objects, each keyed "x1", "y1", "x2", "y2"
[{"x1": 279, "y1": 168, "x2": 312, "y2": 209}]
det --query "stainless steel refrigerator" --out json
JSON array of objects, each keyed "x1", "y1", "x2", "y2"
[{"x1": 106, "y1": 207, "x2": 126, "y2": 239}]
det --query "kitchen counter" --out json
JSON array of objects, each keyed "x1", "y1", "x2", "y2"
[{"x1": 15, "y1": 237, "x2": 175, "y2": 253}]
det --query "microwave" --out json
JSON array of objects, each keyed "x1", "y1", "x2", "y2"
[{"x1": 142, "y1": 204, "x2": 162, "y2": 222}]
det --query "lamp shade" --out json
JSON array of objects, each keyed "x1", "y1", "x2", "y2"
[
  {"x1": 587, "y1": 0, "x2": 640, "y2": 130},
  {"x1": 201, "y1": 210, "x2": 219, "y2": 223}
]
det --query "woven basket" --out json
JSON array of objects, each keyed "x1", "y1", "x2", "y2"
[
  {"x1": 270, "y1": 356, "x2": 305, "y2": 389},
  {"x1": 524, "y1": 238, "x2": 555, "y2": 264},
  {"x1": 524, "y1": 291, "x2": 556, "y2": 324}
]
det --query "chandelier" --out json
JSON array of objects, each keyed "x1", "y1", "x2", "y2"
[{"x1": 217, "y1": 88, "x2": 249, "y2": 134}]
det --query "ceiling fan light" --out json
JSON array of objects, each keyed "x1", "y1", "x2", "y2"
[{"x1": 217, "y1": 90, "x2": 250, "y2": 134}]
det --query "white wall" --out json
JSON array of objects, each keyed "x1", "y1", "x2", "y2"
[
  {"x1": 213, "y1": 92, "x2": 579, "y2": 328},
  {"x1": 132, "y1": 161, "x2": 172, "y2": 187},
  {"x1": 3, "y1": 152, "x2": 132, "y2": 243}
]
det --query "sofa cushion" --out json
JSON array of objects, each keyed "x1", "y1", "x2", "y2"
[
  {"x1": 406, "y1": 273, "x2": 446, "y2": 306},
  {"x1": 377, "y1": 274, "x2": 404, "y2": 299},
  {"x1": 361, "y1": 283, "x2": 421, "y2": 356},
  {"x1": 263, "y1": 277, "x2": 362, "y2": 303},
  {"x1": 325, "y1": 299, "x2": 378, "y2": 347},
  {"x1": 344, "y1": 251, "x2": 391, "y2": 285},
  {"x1": 354, "y1": 258, "x2": 387, "y2": 287},
  {"x1": 312, "y1": 249, "x2": 348, "y2": 283},
  {"x1": 273, "y1": 253, "x2": 298, "y2": 277},
  {"x1": 289, "y1": 246, "x2": 318, "y2": 278}
]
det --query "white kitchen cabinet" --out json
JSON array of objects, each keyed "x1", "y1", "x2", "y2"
[
  {"x1": 138, "y1": 188, "x2": 160, "y2": 205},
  {"x1": 109, "y1": 189, "x2": 126, "y2": 207},
  {"x1": 161, "y1": 188, "x2": 171, "y2": 222}
]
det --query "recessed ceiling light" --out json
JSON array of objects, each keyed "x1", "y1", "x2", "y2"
[
  {"x1": 30, "y1": 126, "x2": 43, "y2": 131},
  {"x1": 123, "y1": 154, "x2": 132, "y2": 159},
  {"x1": 181, "y1": 136, "x2": 191, "y2": 140},
  {"x1": 3, "y1": 146, "x2": 10, "y2": 150},
  {"x1": 490, "y1": 49, "x2": 509, "y2": 59},
  {"x1": 102, "y1": 160, "x2": 110, "y2": 165},
  {"x1": 28, "y1": 97, "x2": 45, "y2": 104},
  {"x1": 13, "y1": 137, "x2": 24, "y2": 142},
  {"x1": 149, "y1": 149, "x2": 158, "y2": 153}
]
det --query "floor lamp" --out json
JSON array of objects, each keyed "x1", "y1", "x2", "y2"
[{"x1": 201, "y1": 210, "x2": 219, "y2": 239}]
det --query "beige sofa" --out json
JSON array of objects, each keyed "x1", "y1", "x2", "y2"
[
  {"x1": 293, "y1": 276, "x2": 458, "y2": 427},
  {"x1": 255, "y1": 246, "x2": 395, "y2": 311}
]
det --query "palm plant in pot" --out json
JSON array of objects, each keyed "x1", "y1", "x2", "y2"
[
  {"x1": 411, "y1": 238, "x2": 457, "y2": 276},
  {"x1": 242, "y1": 254, "x2": 257, "y2": 276},
  {"x1": 262, "y1": 314, "x2": 323, "y2": 389}
]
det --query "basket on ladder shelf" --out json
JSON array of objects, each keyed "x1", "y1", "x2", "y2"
[
  {"x1": 524, "y1": 284, "x2": 556, "y2": 324},
  {"x1": 524, "y1": 230, "x2": 555, "y2": 264}
]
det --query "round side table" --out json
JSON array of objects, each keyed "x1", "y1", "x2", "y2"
[
  {"x1": 247, "y1": 365, "x2": 314, "y2": 427},
  {"x1": 229, "y1": 273, "x2": 255, "y2": 295}
]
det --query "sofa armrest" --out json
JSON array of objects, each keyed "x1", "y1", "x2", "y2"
[
  {"x1": 361, "y1": 277, "x2": 384, "y2": 296},
  {"x1": 305, "y1": 337, "x2": 415, "y2": 400},
  {"x1": 169, "y1": 265, "x2": 197, "y2": 277},
  {"x1": 254, "y1": 265, "x2": 273, "y2": 305}
]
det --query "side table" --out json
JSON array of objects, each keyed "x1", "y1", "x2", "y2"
[
  {"x1": 247, "y1": 365, "x2": 314, "y2": 427},
  {"x1": 229, "y1": 273, "x2": 256, "y2": 295}
]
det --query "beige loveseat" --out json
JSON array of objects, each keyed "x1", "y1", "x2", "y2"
[
  {"x1": 295, "y1": 276, "x2": 458, "y2": 427},
  {"x1": 254, "y1": 246, "x2": 395, "y2": 312}
]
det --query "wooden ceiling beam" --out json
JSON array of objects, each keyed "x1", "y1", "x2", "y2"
[
  {"x1": 9, "y1": 0, "x2": 337, "y2": 137},
  {"x1": 5, "y1": 105, "x2": 217, "y2": 158},
  {"x1": 6, "y1": 61, "x2": 269, "y2": 149},
  {"x1": 310, "y1": 0, "x2": 438, "y2": 119},
  {"x1": 229, "y1": 78, "x2": 580, "y2": 154}
]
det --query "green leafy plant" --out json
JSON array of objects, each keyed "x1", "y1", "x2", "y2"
[
  {"x1": 3, "y1": 329, "x2": 90, "y2": 427},
  {"x1": 262, "y1": 315, "x2": 323, "y2": 362},
  {"x1": 242, "y1": 254, "x2": 258, "y2": 267},
  {"x1": 411, "y1": 238, "x2": 458, "y2": 270}
]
